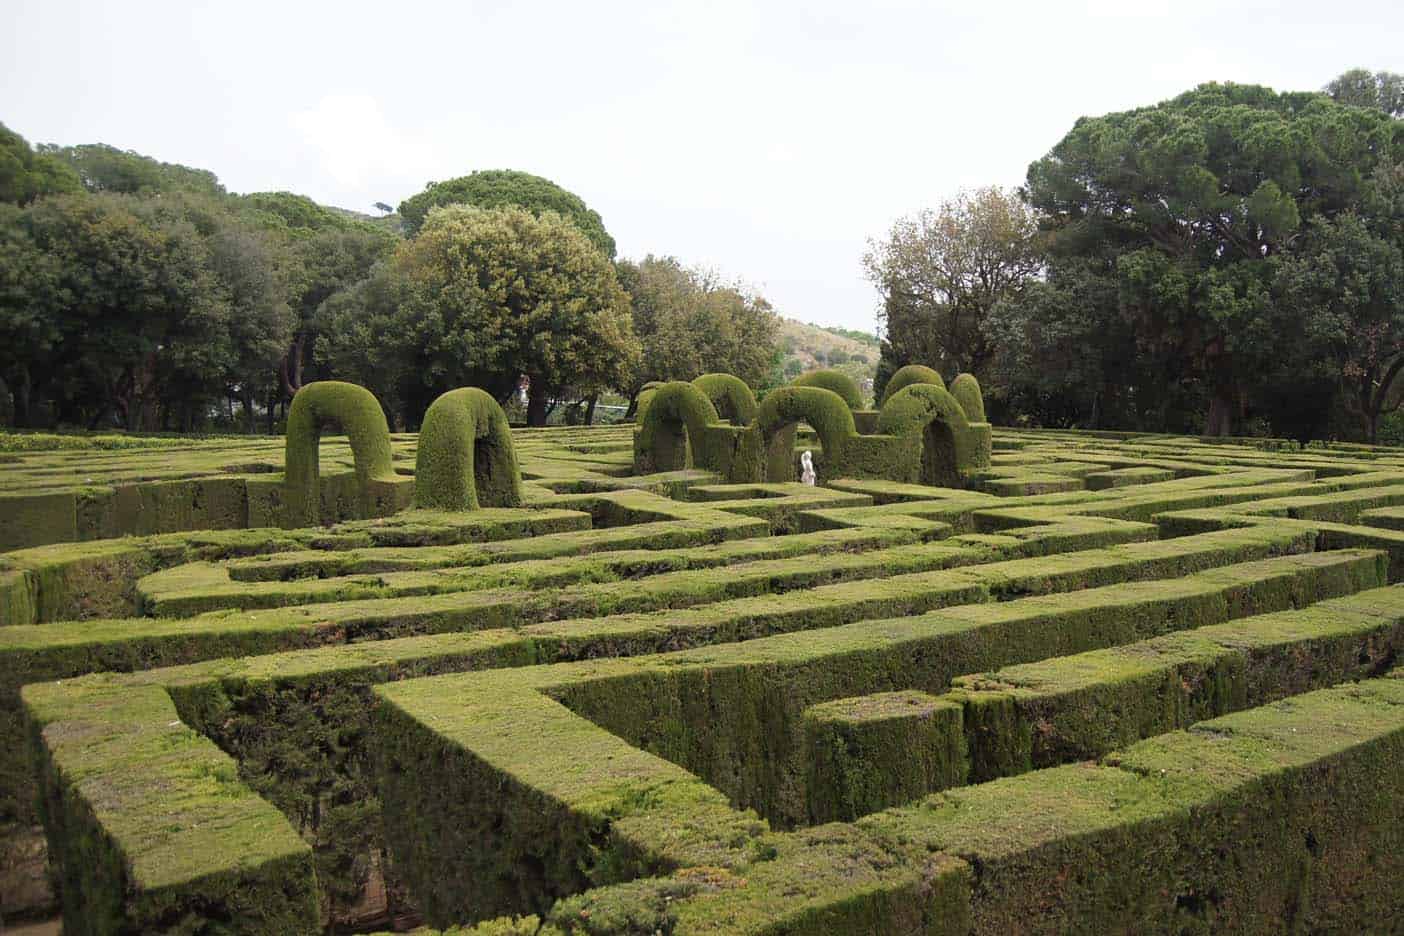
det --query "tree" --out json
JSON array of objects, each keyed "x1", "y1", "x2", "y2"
[
  {"x1": 390, "y1": 205, "x2": 637, "y2": 426},
  {"x1": 1019, "y1": 82, "x2": 1403, "y2": 435},
  {"x1": 1326, "y1": 68, "x2": 1404, "y2": 118},
  {"x1": 864, "y1": 186, "x2": 1040, "y2": 379},
  {"x1": 6, "y1": 193, "x2": 229, "y2": 428},
  {"x1": 374, "y1": 201, "x2": 393, "y2": 215},
  {"x1": 398, "y1": 169, "x2": 615, "y2": 255},
  {"x1": 0, "y1": 123, "x2": 81, "y2": 206},
  {"x1": 615, "y1": 255, "x2": 779, "y2": 413},
  {"x1": 38, "y1": 142, "x2": 225, "y2": 196},
  {"x1": 316, "y1": 261, "x2": 413, "y2": 426}
]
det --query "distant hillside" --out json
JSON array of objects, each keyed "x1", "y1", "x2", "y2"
[{"x1": 776, "y1": 318, "x2": 879, "y2": 404}]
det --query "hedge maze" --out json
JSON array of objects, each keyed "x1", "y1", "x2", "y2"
[{"x1": 6, "y1": 375, "x2": 1404, "y2": 933}]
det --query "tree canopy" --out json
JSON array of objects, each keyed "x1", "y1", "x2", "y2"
[
  {"x1": 616, "y1": 255, "x2": 779, "y2": 406},
  {"x1": 397, "y1": 169, "x2": 616, "y2": 255},
  {"x1": 865, "y1": 186, "x2": 1039, "y2": 380},
  {"x1": 0, "y1": 123, "x2": 81, "y2": 206},
  {"x1": 992, "y1": 80, "x2": 1403, "y2": 437}
]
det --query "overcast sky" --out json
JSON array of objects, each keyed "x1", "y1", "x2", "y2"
[{"x1": 3, "y1": 1, "x2": 1401, "y2": 331}]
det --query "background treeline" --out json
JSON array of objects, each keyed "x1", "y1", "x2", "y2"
[
  {"x1": 0, "y1": 138, "x2": 785, "y2": 430},
  {"x1": 867, "y1": 69, "x2": 1404, "y2": 442}
]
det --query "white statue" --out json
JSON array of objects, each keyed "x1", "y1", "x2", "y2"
[{"x1": 800, "y1": 450, "x2": 816, "y2": 485}]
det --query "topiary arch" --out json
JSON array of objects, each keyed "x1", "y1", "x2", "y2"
[
  {"x1": 692, "y1": 373, "x2": 758, "y2": 425},
  {"x1": 879, "y1": 365, "x2": 946, "y2": 406},
  {"x1": 755, "y1": 386, "x2": 857, "y2": 482},
  {"x1": 793, "y1": 369, "x2": 863, "y2": 410},
  {"x1": 877, "y1": 383, "x2": 975, "y2": 487},
  {"x1": 635, "y1": 382, "x2": 721, "y2": 472},
  {"x1": 633, "y1": 381, "x2": 665, "y2": 426},
  {"x1": 284, "y1": 381, "x2": 398, "y2": 528},
  {"x1": 950, "y1": 372, "x2": 986, "y2": 423},
  {"x1": 413, "y1": 388, "x2": 523, "y2": 510}
]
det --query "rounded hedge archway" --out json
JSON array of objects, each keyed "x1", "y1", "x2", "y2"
[
  {"x1": 756, "y1": 386, "x2": 857, "y2": 481},
  {"x1": 284, "y1": 381, "x2": 396, "y2": 527},
  {"x1": 636, "y1": 381, "x2": 721, "y2": 471},
  {"x1": 877, "y1": 383, "x2": 972, "y2": 487},
  {"x1": 413, "y1": 388, "x2": 523, "y2": 510},
  {"x1": 879, "y1": 364, "x2": 945, "y2": 406},
  {"x1": 692, "y1": 373, "x2": 759, "y2": 425},
  {"x1": 792, "y1": 369, "x2": 863, "y2": 410}
]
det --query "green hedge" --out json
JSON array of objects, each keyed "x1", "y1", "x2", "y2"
[
  {"x1": 414, "y1": 388, "x2": 524, "y2": 510},
  {"x1": 879, "y1": 364, "x2": 945, "y2": 406},
  {"x1": 792, "y1": 369, "x2": 863, "y2": 410},
  {"x1": 283, "y1": 381, "x2": 401, "y2": 527},
  {"x1": 692, "y1": 373, "x2": 758, "y2": 425}
]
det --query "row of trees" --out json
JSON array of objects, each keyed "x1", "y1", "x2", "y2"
[
  {"x1": 867, "y1": 69, "x2": 1404, "y2": 442},
  {"x1": 0, "y1": 130, "x2": 780, "y2": 430}
]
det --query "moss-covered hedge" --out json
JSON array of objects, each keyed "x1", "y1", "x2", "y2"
[
  {"x1": 414, "y1": 388, "x2": 524, "y2": 510},
  {"x1": 633, "y1": 382, "x2": 720, "y2": 473},
  {"x1": 755, "y1": 387, "x2": 857, "y2": 482},
  {"x1": 284, "y1": 381, "x2": 402, "y2": 527}
]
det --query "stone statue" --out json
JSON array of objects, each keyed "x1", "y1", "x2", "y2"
[{"x1": 800, "y1": 450, "x2": 816, "y2": 485}]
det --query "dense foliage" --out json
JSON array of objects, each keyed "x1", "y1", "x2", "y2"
[
  {"x1": 879, "y1": 73, "x2": 1404, "y2": 441},
  {"x1": 325, "y1": 205, "x2": 638, "y2": 426},
  {"x1": 616, "y1": 256, "x2": 778, "y2": 414},
  {"x1": 0, "y1": 127, "x2": 777, "y2": 431},
  {"x1": 397, "y1": 169, "x2": 615, "y2": 256}
]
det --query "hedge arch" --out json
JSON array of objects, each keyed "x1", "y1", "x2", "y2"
[
  {"x1": 413, "y1": 388, "x2": 523, "y2": 511},
  {"x1": 756, "y1": 386, "x2": 857, "y2": 482},
  {"x1": 879, "y1": 364, "x2": 945, "y2": 406},
  {"x1": 877, "y1": 383, "x2": 972, "y2": 488},
  {"x1": 792, "y1": 369, "x2": 863, "y2": 410},
  {"x1": 636, "y1": 382, "x2": 721, "y2": 472},
  {"x1": 950, "y1": 372, "x2": 987, "y2": 423},
  {"x1": 284, "y1": 381, "x2": 397, "y2": 527},
  {"x1": 692, "y1": 373, "x2": 758, "y2": 425},
  {"x1": 633, "y1": 381, "x2": 665, "y2": 425}
]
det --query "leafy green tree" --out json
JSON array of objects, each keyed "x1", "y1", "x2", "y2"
[
  {"x1": 615, "y1": 255, "x2": 779, "y2": 414},
  {"x1": 280, "y1": 225, "x2": 396, "y2": 398},
  {"x1": 1019, "y1": 82, "x2": 1403, "y2": 435},
  {"x1": 398, "y1": 169, "x2": 615, "y2": 255},
  {"x1": 316, "y1": 261, "x2": 413, "y2": 426},
  {"x1": 1326, "y1": 68, "x2": 1404, "y2": 118},
  {"x1": 864, "y1": 186, "x2": 1040, "y2": 379},
  {"x1": 6, "y1": 193, "x2": 229, "y2": 428},
  {"x1": 38, "y1": 142, "x2": 225, "y2": 196},
  {"x1": 0, "y1": 123, "x2": 81, "y2": 206},
  {"x1": 388, "y1": 205, "x2": 637, "y2": 425}
]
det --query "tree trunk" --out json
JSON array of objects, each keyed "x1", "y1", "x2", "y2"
[
  {"x1": 1204, "y1": 391, "x2": 1235, "y2": 437},
  {"x1": 11, "y1": 369, "x2": 32, "y2": 428},
  {"x1": 585, "y1": 395, "x2": 598, "y2": 426},
  {"x1": 527, "y1": 383, "x2": 550, "y2": 427}
]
